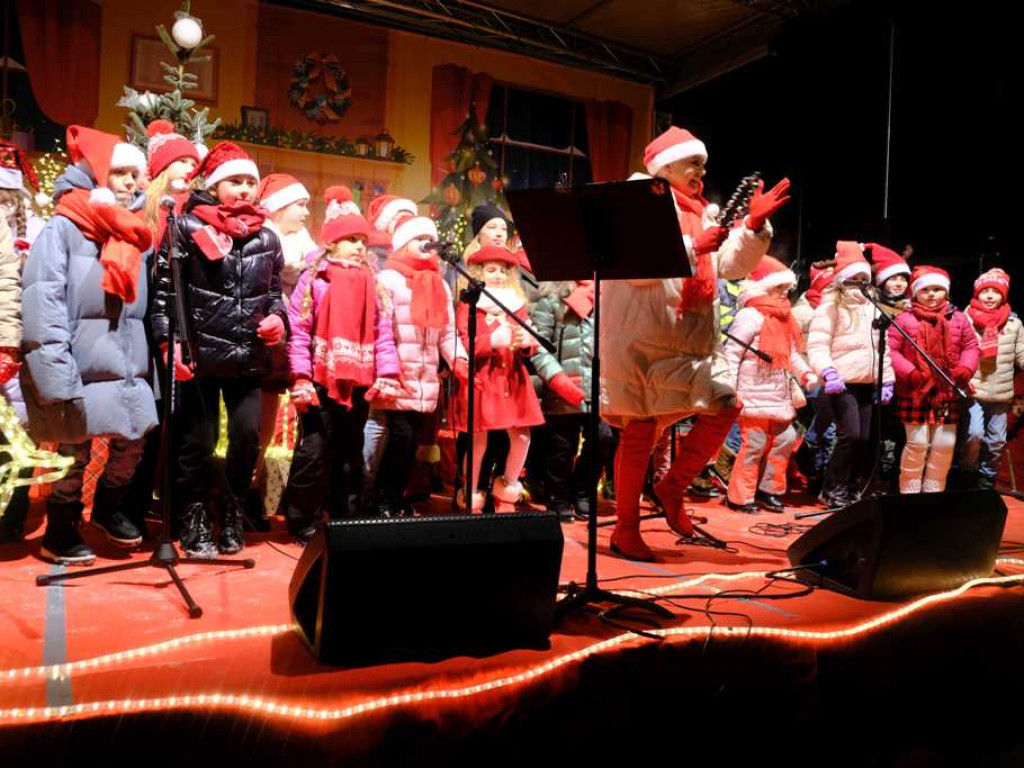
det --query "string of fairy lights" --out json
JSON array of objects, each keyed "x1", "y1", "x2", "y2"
[{"x1": 1, "y1": 560, "x2": 1021, "y2": 725}]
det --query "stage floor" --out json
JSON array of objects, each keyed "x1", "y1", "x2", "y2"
[{"x1": 2, "y1": 491, "x2": 1024, "y2": 765}]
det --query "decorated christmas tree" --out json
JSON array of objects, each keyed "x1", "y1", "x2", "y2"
[
  {"x1": 116, "y1": 1, "x2": 221, "y2": 150},
  {"x1": 423, "y1": 106, "x2": 509, "y2": 246}
]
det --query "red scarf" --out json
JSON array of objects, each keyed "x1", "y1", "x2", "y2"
[
  {"x1": 744, "y1": 295, "x2": 801, "y2": 371},
  {"x1": 312, "y1": 260, "x2": 376, "y2": 407},
  {"x1": 189, "y1": 201, "x2": 266, "y2": 261},
  {"x1": 385, "y1": 251, "x2": 448, "y2": 330},
  {"x1": 911, "y1": 300, "x2": 955, "y2": 377},
  {"x1": 563, "y1": 280, "x2": 594, "y2": 318},
  {"x1": 967, "y1": 300, "x2": 1011, "y2": 362},
  {"x1": 672, "y1": 186, "x2": 716, "y2": 315},
  {"x1": 55, "y1": 189, "x2": 152, "y2": 304},
  {"x1": 805, "y1": 286, "x2": 824, "y2": 309}
]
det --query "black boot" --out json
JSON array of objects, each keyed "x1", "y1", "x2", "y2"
[
  {"x1": 243, "y1": 485, "x2": 272, "y2": 532},
  {"x1": 754, "y1": 491, "x2": 786, "y2": 514},
  {"x1": 91, "y1": 482, "x2": 143, "y2": 547},
  {"x1": 219, "y1": 495, "x2": 245, "y2": 555},
  {"x1": 0, "y1": 484, "x2": 30, "y2": 543},
  {"x1": 179, "y1": 502, "x2": 218, "y2": 559},
  {"x1": 41, "y1": 501, "x2": 95, "y2": 566}
]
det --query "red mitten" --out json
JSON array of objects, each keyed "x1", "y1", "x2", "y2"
[
  {"x1": 290, "y1": 378, "x2": 319, "y2": 413},
  {"x1": 548, "y1": 372, "x2": 586, "y2": 407},
  {"x1": 161, "y1": 342, "x2": 194, "y2": 381},
  {"x1": 257, "y1": 314, "x2": 285, "y2": 346},
  {"x1": 950, "y1": 365, "x2": 973, "y2": 387},
  {"x1": 693, "y1": 226, "x2": 728, "y2": 256},
  {"x1": 0, "y1": 348, "x2": 21, "y2": 386},
  {"x1": 905, "y1": 368, "x2": 929, "y2": 390},
  {"x1": 746, "y1": 178, "x2": 792, "y2": 232}
]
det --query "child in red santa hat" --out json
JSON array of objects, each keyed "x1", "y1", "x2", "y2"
[
  {"x1": 371, "y1": 215, "x2": 467, "y2": 516},
  {"x1": 141, "y1": 120, "x2": 202, "y2": 245},
  {"x1": 451, "y1": 244, "x2": 544, "y2": 511},
  {"x1": 282, "y1": 192, "x2": 401, "y2": 541},
  {"x1": 792, "y1": 261, "x2": 836, "y2": 337},
  {"x1": 724, "y1": 256, "x2": 816, "y2": 513},
  {"x1": 959, "y1": 268, "x2": 1022, "y2": 488},
  {"x1": 601, "y1": 126, "x2": 790, "y2": 561},
  {"x1": 869, "y1": 243, "x2": 911, "y2": 316},
  {"x1": 150, "y1": 141, "x2": 288, "y2": 557},
  {"x1": 888, "y1": 266, "x2": 978, "y2": 493},
  {"x1": 807, "y1": 242, "x2": 895, "y2": 508}
]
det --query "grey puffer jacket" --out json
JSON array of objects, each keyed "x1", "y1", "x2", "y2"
[
  {"x1": 19, "y1": 165, "x2": 157, "y2": 443},
  {"x1": 530, "y1": 286, "x2": 594, "y2": 415},
  {"x1": 150, "y1": 191, "x2": 287, "y2": 379}
]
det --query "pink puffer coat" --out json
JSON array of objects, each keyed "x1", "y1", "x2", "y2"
[
  {"x1": 373, "y1": 267, "x2": 466, "y2": 413},
  {"x1": 287, "y1": 252, "x2": 401, "y2": 384},
  {"x1": 724, "y1": 306, "x2": 812, "y2": 422}
]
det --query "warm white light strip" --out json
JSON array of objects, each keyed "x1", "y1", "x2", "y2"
[{"x1": 2, "y1": 573, "x2": 1022, "y2": 726}]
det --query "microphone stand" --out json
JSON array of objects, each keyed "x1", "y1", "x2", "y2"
[
  {"x1": 432, "y1": 242, "x2": 555, "y2": 512},
  {"x1": 36, "y1": 200, "x2": 255, "y2": 617}
]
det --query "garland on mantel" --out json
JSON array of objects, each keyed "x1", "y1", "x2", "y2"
[{"x1": 212, "y1": 123, "x2": 413, "y2": 164}]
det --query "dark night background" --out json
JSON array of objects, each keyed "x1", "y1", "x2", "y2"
[{"x1": 659, "y1": 1, "x2": 1016, "y2": 306}]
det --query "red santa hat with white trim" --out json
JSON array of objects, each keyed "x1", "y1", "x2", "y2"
[
  {"x1": 910, "y1": 265, "x2": 950, "y2": 296},
  {"x1": 974, "y1": 268, "x2": 1010, "y2": 300},
  {"x1": 66, "y1": 125, "x2": 147, "y2": 205},
  {"x1": 191, "y1": 141, "x2": 259, "y2": 190},
  {"x1": 833, "y1": 241, "x2": 871, "y2": 284},
  {"x1": 392, "y1": 215, "x2": 438, "y2": 253},
  {"x1": 867, "y1": 243, "x2": 910, "y2": 287},
  {"x1": 743, "y1": 255, "x2": 797, "y2": 299},
  {"x1": 367, "y1": 194, "x2": 418, "y2": 235},
  {"x1": 258, "y1": 173, "x2": 310, "y2": 213},
  {"x1": 643, "y1": 126, "x2": 707, "y2": 176},
  {"x1": 320, "y1": 185, "x2": 370, "y2": 244}
]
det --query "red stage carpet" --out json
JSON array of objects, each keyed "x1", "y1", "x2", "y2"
[{"x1": 2, "y1": 491, "x2": 1024, "y2": 766}]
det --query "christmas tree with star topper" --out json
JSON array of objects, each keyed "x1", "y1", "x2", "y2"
[
  {"x1": 422, "y1": 106, "x2": 508, "y2": 246},
  {"x1": 116, "y1": 1, "x2": 221, "y2": 150}
]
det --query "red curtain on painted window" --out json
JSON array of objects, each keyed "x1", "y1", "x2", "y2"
[
  {"x1": 584, "y1": 99, "x2": 633, "y2": 183},
  {"x1": 429, "y1": 65, "x2": 493, "y2": 188},
  {"x1": 16, "y1": 0, "x2": 101, "y2": 127}
]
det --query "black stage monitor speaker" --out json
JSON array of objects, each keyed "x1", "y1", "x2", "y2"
[
  {"x1": 787, "y1": 489, "x2": 1007, "y2": 599},
  {"x1": 289, "y1": 513, "x2": 564, "y2": 666}
]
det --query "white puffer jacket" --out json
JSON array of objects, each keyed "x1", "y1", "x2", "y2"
[
  {"x1": 806, "y1": 287, "x2": 894, "y2": 385},
  {"x1": 374, "y1": 268, "x2": 466, "y2": 413},
  {"x1": 966, "y1": 311, "x2": 1024, "y2": 403},
  {"x1": 724, "y1": 305, "x2": 812, "y2": 422},
  {"x1": 601, "y1": 198, "x2": 772, "y2": 426}
]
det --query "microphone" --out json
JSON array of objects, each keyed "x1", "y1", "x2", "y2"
[
  {"x1": 159, "y1": 196, "x2": 177, "y2": 210},
  {"x1": 423, "y1": 240, "x2": 455, "y2": 253}
]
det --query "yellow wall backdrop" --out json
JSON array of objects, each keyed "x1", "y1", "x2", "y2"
[{"x1": 93, "y1": 0, "x2": 653, "y2": 202}]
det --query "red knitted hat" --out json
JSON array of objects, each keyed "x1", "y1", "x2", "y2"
[
  {"x1": 833, "y1": 241, "x2": 871, "y2": 284},
  {"x1": 868, "y1": 243, "x2": 910, "y2": 286},
  {"x1": 467, "y1": 244, "x2": 519, "y2": 267},
  {"x1": 643, "y1": 127, "x2": 707, "y2": 176},
  {"x1": 146, "y1": 120, "x2": 200, "y2": 178},
  {"x1": 974, "y1": 268, "x2": 1010, "y2": 300},
  {"x1": 192, "y1": 141, "x2": 259, "y2": 189},
  {"x1": 321, "y1": 185, "x2": 369, "y2": 244},
  {"x1": 258, "y1": 173, "x2": 309, "y2": 213},
  {"x1": 910, "y1": 265, "x2": 951, "y2": 296},
  {"x1": 809, "y1": 263, "x2": 835, "y2": 294}
]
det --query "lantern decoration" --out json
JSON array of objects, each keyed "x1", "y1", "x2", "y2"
[
  {"x1": 443, "y1": 183, "x2": 461, "y2": 207},
  {"x1": 355, "y1": 137, "x2": 370, "y2": 157},
  {"x1": 374, "y1": 130, "x2": 395, "y2": 160},
  {"x1": 467, "y1": 163, "x2": 487, "y2": 186},
  {"x1": 491, "y1": 177, "x2": 504, "y2": 192}
]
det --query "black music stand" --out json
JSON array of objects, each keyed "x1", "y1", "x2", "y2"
[{"x1": 508, "y1": 177, "x2": 691, "y2": 622}]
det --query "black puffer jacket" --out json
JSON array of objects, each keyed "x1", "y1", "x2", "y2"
[{"x1": 151, "y1": 191, "x2": 288, "y2": 379}]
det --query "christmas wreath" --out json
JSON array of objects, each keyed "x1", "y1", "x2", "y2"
[{"x1": 288, "y1": 53, "x2": 352, "y2": 124}]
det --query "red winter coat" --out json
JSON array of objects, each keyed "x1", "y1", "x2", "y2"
[
  {"x1": 452, "y1": 290, "x2": 545, "y2": 433},
  {"x1": 888, "y1": 303, "x2": 979, "y2": 423}
]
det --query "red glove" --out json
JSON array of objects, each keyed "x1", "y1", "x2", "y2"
[
  {"x1": 548, "y1": 372, "x2": 586, "y2": 408},
  {"x1": 0, "y1": 348, "x2": 21, "y2": 386},
  {"x1": 290, "y1": 378, "x2": 320, "y2": 412},
  {"x1": 906, "y1": 368, "x2": 930, "y2": 390},
  {"x1": 257, "y1": 314, "x2": 286, "y2": 346},
  {"x1": 745, "y1": 178, "x2": 792, "y2": 232},
  {"x1": 161, "y1": 342, "x2": 194, "y2": 381},
  {"x1": 693, "y1": 226, "x2": 728, "y2": 256},
  {"x1": 454, "y1": 358, "x2": 469, "y2": 382},
  {"x1": 950, "y1": 365, "x2": 973, "y2": 387}
]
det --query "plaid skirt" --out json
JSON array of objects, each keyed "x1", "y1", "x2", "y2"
[{"x1": 894, "y1": 396, "x2": 959, "y2": 425}]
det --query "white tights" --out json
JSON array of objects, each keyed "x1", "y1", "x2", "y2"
[
  {"x1": 470, "y1": 427, "x2": 531, "y2": 491},
  {"x1": 899, "y1": 422, "x2": 957, "y2": 493}
]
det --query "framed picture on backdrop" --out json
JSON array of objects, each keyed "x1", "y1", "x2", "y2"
[
  {"x1": 241, "y1": 107, "x2": 270, "y2": 131},
  {"x1": 130, "y1": 35, "x2": 219, "y2": 103}
]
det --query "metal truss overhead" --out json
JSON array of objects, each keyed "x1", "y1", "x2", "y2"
[{"x1": 270, "y1": 0, "x2": 674, "y2": 85}]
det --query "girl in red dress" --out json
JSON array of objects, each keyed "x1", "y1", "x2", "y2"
[{"x1": 454, "y1": 244, "x2": 545, "y2": 511}]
